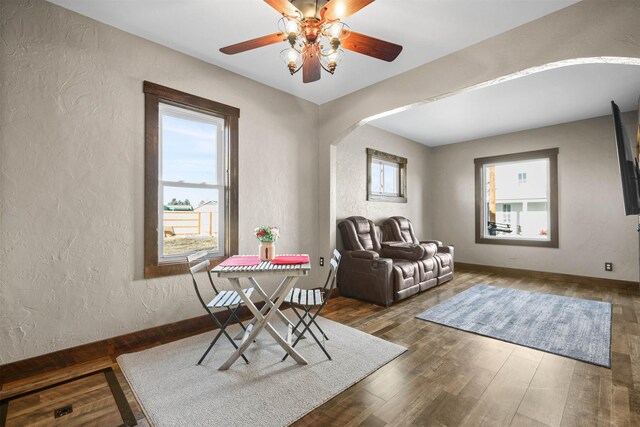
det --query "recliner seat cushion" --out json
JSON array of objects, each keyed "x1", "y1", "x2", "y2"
[
  {"x1": 416, "y1": 257, "x2": 438, "y2": 282},
  {"x1": 391, "y1": 260, "x2": 418, "y2": 292},
  {"x1": 434, "y1": 253, "x2": 453, "y2": 277}
]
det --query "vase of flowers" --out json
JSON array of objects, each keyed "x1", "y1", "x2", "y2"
[{"x1": 255, "y1": 226, "x2": 280, "y2": 261}]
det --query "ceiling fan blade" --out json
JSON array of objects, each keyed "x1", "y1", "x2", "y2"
[
  {"x1": 264, "y1": 0, "x2": 301, "y2": 16},
  {"x1": 321, "y1": 0, "x2": 374, "y2": 20},
  {"x1": 220, "y1": 33, "x2": 285, "y2": 55},
  {"x1": 302, "y1": 47, "x2": 321, "y2": 83},
  {"x1": 341, "y1": 31, "x2": 403, "y2": 62}
]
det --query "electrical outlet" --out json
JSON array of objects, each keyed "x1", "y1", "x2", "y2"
[
  {"x1": 319, "y1": 257, "x2": 324, "y2": 267},
  {"x1": 605, "y1": 262, "x2": 613, "y2": 272}
]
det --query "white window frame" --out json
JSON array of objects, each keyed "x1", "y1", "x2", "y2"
[{"x1": 158, "y1": 103, "x2": 225, "y2": 261}]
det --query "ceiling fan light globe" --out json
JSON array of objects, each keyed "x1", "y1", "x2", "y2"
[
  {"x1": 328, "y1": 22, "x2": 341, "y2": 38},
  {"x1": 285, "y1": 20, "x2": 299, "y2": 34},
  {"x1": 280, "y1": 47, "x2": 303, "y2": 75}
]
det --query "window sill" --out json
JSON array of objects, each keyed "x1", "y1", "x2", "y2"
[
  {"x1": 367, "y1": 194, "x2": 407, "y2": 203},
  {"x1": 475, "y1": 236, "x2": 558, "y2": 248},
  {"x1": 144, "y1": 255, "x2": 226, "y2": 278}
]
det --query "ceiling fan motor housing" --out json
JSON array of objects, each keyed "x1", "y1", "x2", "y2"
[{"x1": 291, "y1": 0, "x2": 331, "y2": 19}]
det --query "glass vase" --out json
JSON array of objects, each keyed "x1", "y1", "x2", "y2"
[{"x1": 259, "y1": 241, "x2": 275, "y2": 261}]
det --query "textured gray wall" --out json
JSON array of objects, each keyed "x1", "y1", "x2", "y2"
[
  {"x1": 429, "y1": 113, "x2": 639, "y2": 281},
  {"x1": 0, "y1": 0, "x2": 320, "y2": 363}
]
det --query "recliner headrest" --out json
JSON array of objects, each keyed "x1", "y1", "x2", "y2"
[
  {"x1": 394, "y1": 216, "x2": 411, "y2": 230},
  {"x1": 350, "y1": 216, "x2": 371, "y2": 234}
]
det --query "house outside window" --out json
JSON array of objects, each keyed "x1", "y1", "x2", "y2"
[
  {"x1": 475, "y1": 148, "x2": 558, "y2": 248},
  {"x1": 144, "y1": 82, "x2": 239, "y2": 278},
  {"x1": 366, "y1": 148, "x2": 407, "y2": 203}
]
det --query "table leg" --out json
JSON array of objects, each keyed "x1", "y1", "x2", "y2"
[
  {"x1": 255, "y1": 276, "x2": 307, "y2": 365},
  {"x1": 248, "y1": 276, "x2": 305, "y2": 337},
  {"x1": 233, "y1": 276, "x2": 304, "y2": 340},
  {"x1": 219, "y1": 277, "x2": 307, "y2": 370},
  {"x1": 233, "y1": 276, "x2": 288, "y2": 339}
]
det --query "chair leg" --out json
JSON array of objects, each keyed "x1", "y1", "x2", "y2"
[
  {"x1": 199, "y1": 310, "x2": 249, "y2": 365},
  {"x1": 288, "y1": 311, "x2": 307, "y2": 339},
  {"x1": 198, "y1": 328, "x2": 224, "y2": 365},
  {"x1": 298, "y1": 305, "x2": 332, "y2": 360},
  {"x1": 282, "y1": 305, "x2": 331, "y2": 361},
  {"x1": 303, "y1": 306, "x2": 329, "y2": 340},
  {"x1": 227, "y1": 305, "x2": 248, "y2": 332},
  {"x1": 281, "y1": 306, "x2": 307, "y2": 361}
]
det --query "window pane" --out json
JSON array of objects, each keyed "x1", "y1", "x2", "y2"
[
  {"x1": 371, "y1": 161, "x2": 381, "y2": 193},
  {"x1": 161, "y1": 109, "x2": 219, "y2": 184},
  {"x1": 484, "y1": 159, "x2": 549, "y2": 239},
  {"x1": 383, "y1": 163, "x2": 399, "y2": 194},
  {"x1": 162, "y1": 186, "x2": 220, "y2": 256}
]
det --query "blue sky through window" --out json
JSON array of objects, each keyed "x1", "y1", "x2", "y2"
[
  {"x1": 161, "y1": 114, "x2": 219, "y2": 206},
  {"x1": 162, "y1": 114, "x2": 217, "y2": 184}
]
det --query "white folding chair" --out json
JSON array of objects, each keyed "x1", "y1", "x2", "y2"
[
  {"x1": 187, "y1": 251, "x2": 254, "y2": 365},
  {"x1": 282, "y1": 250, "x2": 341, "y2": 361}
]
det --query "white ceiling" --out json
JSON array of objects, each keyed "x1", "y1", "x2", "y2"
[
  {"x1": 370, "y1": 63, "x2": 640, "y2": 146},
  {"x1": 48, "y1": 0, "x2": 579, "y2": 105}
]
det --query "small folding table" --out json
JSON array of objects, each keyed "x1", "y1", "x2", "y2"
[{"x1": 211, "y1": 255, "x2": 311, "y2": 370}]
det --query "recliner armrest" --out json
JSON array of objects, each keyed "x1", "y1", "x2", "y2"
[
  {"x1": 420, "y1": 239, "x2": 443, "y2": 246},
  {"x1": 349, "y1": 250, "x2": 380, "y2": 260},
  {"x1": 380, "y1": 242, "x2": 436, "y2": 261},
  {"x1": 437, "y1": 245, "x2": 454, "y2": 255}
]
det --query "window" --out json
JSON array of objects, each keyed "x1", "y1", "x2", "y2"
[
  {"x1": 366, "y1": 148, "x2": 407, "y2": 203},
  {"x1": 518, "y1": 172, "x2": 527, "y2": 184},
  {"x1": 501, "y1": 203, "x2": 512, "y2": 223},
  {"x1": 144, "y1": 82, "x2": 239, "y2": 278},
  {"x1": 474, "y1": 148, "x2": 558, "y2": 248}
]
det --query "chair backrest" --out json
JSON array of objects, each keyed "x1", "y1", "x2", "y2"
[
  {"x1": 382, "y1": 216, "x2": 419, "y2": 244},
  {"x1": 323, "y1": 258, "x2": 340, "y2": 299},
  {"x1": 321, "y1": 251, "x2": 342, "y2": 295},
  {"x1": 187, "y1": 251, "x2": 215, "y2": 311},
  {"x1": 338, "y1": 216, "x2": 381, "y2": 252}
]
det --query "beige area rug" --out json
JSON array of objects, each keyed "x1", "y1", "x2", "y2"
[{"x1": 117, "y1": 312, "x2": 406, "y2": 426}]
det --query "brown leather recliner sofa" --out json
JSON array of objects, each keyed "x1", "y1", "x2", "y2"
[
  {"x1": 382, "y1": 216, "x2": 454, "y2": 285},
  {"x1": 337, "y1": 216, "x2": 453, "y2": 307}
]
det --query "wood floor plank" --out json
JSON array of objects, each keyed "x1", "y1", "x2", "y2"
[
  {"x1": 516, "y1": 354, "x2": 575, "y2": 427},
  {"x1": 460, "y1": 354, "x2": 540, "y2": 426},
  {"x1": 510, "y1": 413, "x2": 551, "y2": 427},
  {"x1": 560, "y1": 366, "x2": 605, "y2": 426}
]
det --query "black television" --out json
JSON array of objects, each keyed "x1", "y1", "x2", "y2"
[{"x1": 611, "y1": 100, "x2": 640, "y2": 216}]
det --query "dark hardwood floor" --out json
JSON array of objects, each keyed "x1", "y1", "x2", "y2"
[{"x1": 5, "y1": 268, "x2": 639, "y2": 426}]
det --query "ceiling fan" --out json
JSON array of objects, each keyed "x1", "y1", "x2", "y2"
[{"x1": 219, "y1": 0, "x2": 403, "y2": 83}]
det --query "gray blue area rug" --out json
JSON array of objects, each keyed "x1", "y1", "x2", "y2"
[{"x1": 416, "y1": 284, "x2": 611, "y2": 367}]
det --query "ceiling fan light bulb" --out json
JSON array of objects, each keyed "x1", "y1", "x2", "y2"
[
  {"x1": 287, "y1": 50, "x2": 299, "y2": 63},
  {"x1": 329, "y1": 23, "x2": 342, "y2": 38},
  {"x1": 280, "y1": 48, "x2": 302, "y2": 74},
  {"x1": 285, "y1": 20, "x2": 298, "y2": 35}
]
